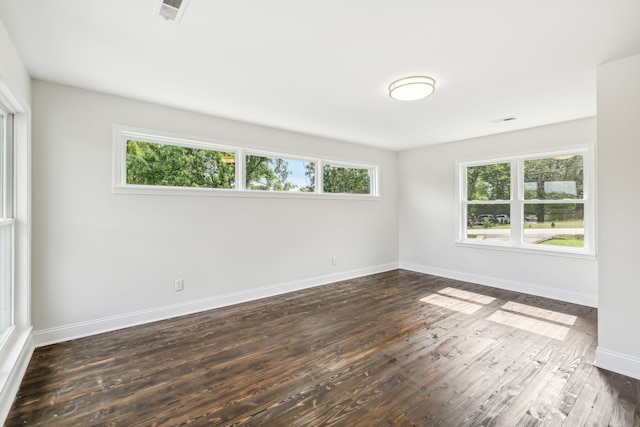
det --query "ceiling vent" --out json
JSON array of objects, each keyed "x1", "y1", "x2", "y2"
[
  {"x1": 490, "y1": 116, "x2": 517, "y2": 123},
  {"x1": 154, "y1": 0, "x2": 190, "y2": 23}
]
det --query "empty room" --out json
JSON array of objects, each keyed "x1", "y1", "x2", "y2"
[{"x1": 1, "y1": 0, "x2": 640, "y2": 425}]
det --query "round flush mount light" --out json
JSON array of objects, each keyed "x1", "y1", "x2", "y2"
[{"x1": 388, "y1": 76, "x2": 436, "y2": 101}]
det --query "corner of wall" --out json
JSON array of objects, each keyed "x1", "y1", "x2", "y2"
[
  {"x1": 399, "y1": 262, "x2": 598, "y2": 308},
  {"x1": 595, "y1": 346, "x2": 640, "y2": 380}
]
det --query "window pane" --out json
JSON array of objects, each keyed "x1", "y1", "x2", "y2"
[
  {"x1": 246, "y1": 155, "x2": 315, "y2": 192},
  {"x1": 524, "y1": 155, "x2": 583, "y2": 200},
  {"x1": 523, "y1": 203, "x2": 584, "y2": 247},
  {"x1": 0, "y1": 115, "x2": 3, "y2": 216},
  {"x1": 126, "y1": 140, "x2": 236, "y2": 189},
  {"x1": 467, "y1": 163, "x2": 510, "y2": 201},
  {"x1": 466, "y1": 205, "x2": 511, "y2": 241},
  {"x1": 0, "y1": 223, "x2": 12, "y2": 339},
  {"x1": 322, "y1": 164, "x2": 371, "y2": 194},
  {"x1": 0, "y1": 111, "x2": 10, "y2": 341}
]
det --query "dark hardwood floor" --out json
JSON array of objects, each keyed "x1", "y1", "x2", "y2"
[{"x1": 6, "y1": 270, "x2": 640, "y2": 426}]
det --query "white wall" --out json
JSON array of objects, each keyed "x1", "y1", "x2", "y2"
[
  {"x1": 596, "y1": 54, "x2": 640, "y2": 379},
  {"x1": 398, "y1": 118, "x2": 597, "y2": 306},
  {"x1": 30, "y1": 80, "x2": 398, "y2": 344},
  {"x1": 0, "y1": 20, "x2": 29, "y2": 108}
]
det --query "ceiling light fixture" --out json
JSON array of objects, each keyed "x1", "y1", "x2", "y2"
[{"x1": 388, "y1": 76, "x2": 436, "y2": 101}]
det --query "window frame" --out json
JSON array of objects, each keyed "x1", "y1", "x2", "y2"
[
  {"x1": 0, "y1": 108, "x2": 15, "y2": 345},
  {"x1": 456, "y1": 146, "x2": 595, "y2": 259},
  {"x1": 114, "y1": 127, "x2": 241, "y2": 194},
  {"x1": 113, "y1": 125, "x2": 380, "y2": 199},
  {"x1": 0, "y1": 69, "x2": 32, "y2": 420}
]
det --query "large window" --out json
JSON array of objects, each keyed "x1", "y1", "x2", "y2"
[
  {"x1": 459, "y1": 148, "x2": 593, "y2": 256},
  {"x1": 0, "y1": 109, "x2": 13, "y2": 343},
  {"x1": 126, "y1": 140, "x2": 236, "y2": 189},
  {"x1": 114, "y1": 126, "x2": 379, "y2": 197}
]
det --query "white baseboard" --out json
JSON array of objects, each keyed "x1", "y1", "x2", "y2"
[
  {"x1": 33, "y1": 261, "x2": 597, "y2": 347},
  {"x1": 595, "y1": 347, "x2": 640, "y2": 380},
  {"x1": 399, "y1": 262, "x2": 598, "y2": 308},
  {"x1": 33, "y1": 263, "x2": 399, "y2": 347},
  {"x1": 0, "y1": 327, "x2": 34, "y2": 424}
]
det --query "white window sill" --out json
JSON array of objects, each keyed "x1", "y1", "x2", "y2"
[
  {"x1": 455, "y1": 240, "x2": 596, "y2": 260},
  {"x1": 113, "y1": 185, "x2": 381, "y2": 201}
]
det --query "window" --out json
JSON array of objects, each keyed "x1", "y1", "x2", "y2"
[
  {"x1": 458, "y1": 148, "x2": 593, "y2": 257},
  {"x1": 245, "y1": 154, "x2": 315, "y2": 192},
  {"x1": 465, "y1": 162, "x2": 512, "y2": 242},
  {"x1": 126, "y1": 139, "x2": 236, "y2": 189},
  {"x1": 0, "y1": 109, "x2": 13, "y2": 342},
  {"x1": 113, "y1": 126, "x2": 379, "y2": 197},
  {"x1": 322, "y1": 163, "x2": 372, "y2": 195}
]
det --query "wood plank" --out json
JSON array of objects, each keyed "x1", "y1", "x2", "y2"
[{"x1": 6, "y1": 270, "x2": 639, "y2": 426}]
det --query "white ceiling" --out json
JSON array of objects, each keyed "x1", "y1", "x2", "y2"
[{"x1": 1, "y1": 0, "x2": 639, "y2": 151}]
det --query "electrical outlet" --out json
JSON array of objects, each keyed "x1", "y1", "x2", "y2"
[
  {"x1": 174, "y1": 279, "x2": 184, "y2": 292},
  {"x1": 332, "y1": 257, "x2": 337, "y2": 266}
]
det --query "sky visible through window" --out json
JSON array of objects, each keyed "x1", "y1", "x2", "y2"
[{"x1": 286, "y1": 159, "x2": 313, "y2": 191}]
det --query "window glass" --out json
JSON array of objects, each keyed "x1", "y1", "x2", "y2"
[
  {"x1": 467, "y1": 163, "x2": 510, "y2": 201},
  {"x1": 523, "y1": 203, "x2": 584, "y2": 247},
  {"x1": 465, "y1": 162, "x2": 511, "y2": 242},
  {"x1": 0, "y1": 223, "x2": 11, "y2": 337},
  {"x1": 466, "y1": 205, "x2": 511, "y2": 242},
  {"x1": 246, "y1": 155, "x2": 315, "y2": 192},
  {"x1": 0, "y1": 115, "x2": 3, "y2": 215},
  {"x1": 524, "y1": 155, "x2": 583, "y2": 200},
  {"x1": 126, "y1": 140, "x2": 236, "y2": 189},
  {"x1": 323, "y1": 164, "x2": 371, "y2": 194},
  {"x1": 0, "y1": 112, "x2": 12, "y2": 340}
]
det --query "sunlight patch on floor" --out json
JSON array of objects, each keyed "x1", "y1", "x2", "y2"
[
  {"x1": 420, "y1": 294, "x2": 484, "y2": 314},
  {"x1": 419, "y1": 288, "x2": 574, "y2": 340},
  {"x1": 438, "y1": 287, "x2": 496, "y2": 305},
  {"x1": 420, "y1": 287, "x2": 496, "y2": 314},
  {"x1": 420, "y1": 294, "x2": 482, "y2": 314},
  {"x1": 501, "y1": 301, "x2": 577, "y2": 326},
  {"x1": 487, "y1": 309, "x2": 570, "y2": 340}
]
